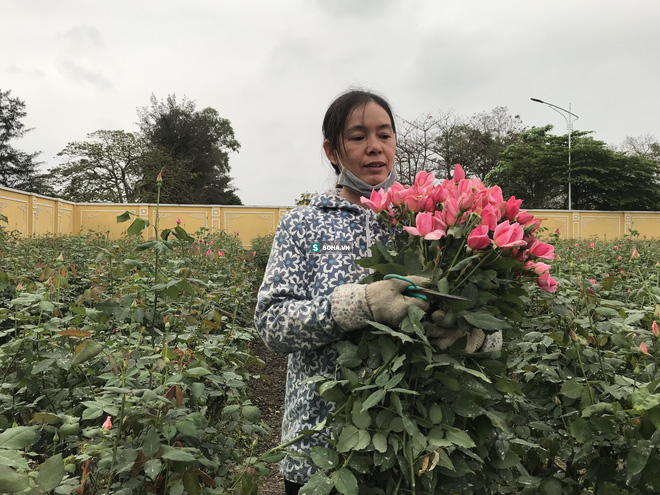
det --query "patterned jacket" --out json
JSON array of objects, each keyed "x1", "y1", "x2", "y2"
[{"x1": 254, "y1": 191, "x2": 390, "y2": 484}]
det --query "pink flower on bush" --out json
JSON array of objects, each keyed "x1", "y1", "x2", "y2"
[
  {"x1": 632, "y1": 248, "x2": 639, "y2": 259},
  {"x1": 452, "y1": 164, "x2": 465, "y2": 183},
  {"x1": 403, "y1": 212, "x2": 446, "y2": 240},
  {"x1": 617, "y1": 256, "x2": 622, "y2": 260},
  {"x1": 206, "y1": 249, "x2": 212, "y2": 256},
  {"x1": 516, "y1": 210, "x2": 535, "y2": 226},
  {"x1": 614, "y1": 245, "x2": 619, "y2": 250},
  {"x1": 176, "y1": 217, "x2": 181, "y2": 224},
  {"x1": 218, "y1": 251, "x2": 225, "y2": 257},
  {"x1": 589, "y1": 279, "x2": 595, "y2": 285},
  {"x1": 652, "y1": 321, "x2": 658, "y2": 337},
  {"x1": 102, "y1": 416, "x2": 112, "y2": 430},
  {"x1": 504, "y1": 196, "x2": 522, "y2": 221},
  {"x1": 529, "y1": 240, "x2": 555, "y2": 260},
  {"x1": 467, "y1": 225, "x2": 491, "y2": 250},
  {"x1": 640, "y1": 342, "x2": 648, "y2": 354},
  {"x1": 537, "y1": 271, "x2": 558, "y2": 293},
  {"x1": 413, "y1": 170, "x2": 435, "y2": 190},
  {"x1": 525, "y1": 261, "x2": 551, "y2": 275},
  {"x1": 361, "y1": 188, "x2": 390, "y2": 213},
  {"x1": 589, "y1": 242, "x2": 595, "y2": 249},
  {"x1": 479, "y1": 203, "x2": 499, "y2": 231},
  {"x1": 493, "y1": 221, "x2": 526, "y2": 250}
]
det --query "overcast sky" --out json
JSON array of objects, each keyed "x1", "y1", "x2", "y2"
[{"x1": 3, "y1": 0, "x2": 659, "y2": 206}]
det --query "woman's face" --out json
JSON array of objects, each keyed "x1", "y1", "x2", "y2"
[{"x1": 324, "y1": 101, "x2": 396, "y2": 186}]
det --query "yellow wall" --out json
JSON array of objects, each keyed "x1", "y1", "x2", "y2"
[{"x1": 1, "y1": 185, "x2": 659, "y2": 244}]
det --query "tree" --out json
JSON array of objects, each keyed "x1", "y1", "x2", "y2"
[
  {"x1": 457, "y1": 107, "x2": 525, "y2": 180},
  {"x1": 394, "y1": 115, "x2": 443, "y2": 186},
  {"x1": 0, "y1": 90, "x2": 50, "y2": 194},
  {"x1": 394, "y1": 107, "x2": 524, "y2": 185},
  {"x1": 486, "y1": 126, "x2": 660, "y2": 210},
  {"x1": 619, "y1": 133, "x2": 660, "y2": 165},
  {"x1": 136, "y1": 95, "x2": 242, "y2": 205},
  {"x1": 48, "y1": 130, "x2": 144, "y2": 202}
]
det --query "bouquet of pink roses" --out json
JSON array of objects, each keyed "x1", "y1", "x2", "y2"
[{"x1": 269, "y1": 165, "x2": 559, "y2": 494}]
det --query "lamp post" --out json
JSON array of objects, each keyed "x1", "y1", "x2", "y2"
[{"x1": 530, "y1": 98, "x2": 579, "y2": 210}]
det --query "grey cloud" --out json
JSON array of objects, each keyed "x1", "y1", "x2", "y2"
[{"x1": 58, "y1": 60, "x2": 113, "y2": 90}]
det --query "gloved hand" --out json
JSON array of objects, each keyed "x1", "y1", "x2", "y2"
[
  {"x1": 331, "y1": 276, "x2": 429, "y2": 331},
  {"x1": 365, "y1": 276, "x2": 430, "y2": 328},
  {"x1": 425, "y1": 309, "x2": 503, "y2": 353}
]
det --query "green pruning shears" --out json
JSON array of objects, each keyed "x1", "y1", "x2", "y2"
[{"x1": 383, "y1": 274, "x2": 470, "y2": 302}]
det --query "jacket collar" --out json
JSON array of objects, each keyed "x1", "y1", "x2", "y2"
[{"x1": 309, "y1": 191, "x2": 364, "y2": 214}]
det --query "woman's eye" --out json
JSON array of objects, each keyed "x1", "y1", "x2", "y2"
[{"x1": 349, "y1": 135, "x2": 364, "y2": 141}]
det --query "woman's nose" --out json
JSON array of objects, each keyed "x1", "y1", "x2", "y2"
[{"x1": 366, "y1": 134, "x2": 382, "y2": 154}]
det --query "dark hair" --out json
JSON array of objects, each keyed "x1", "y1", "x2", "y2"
[{"x1": 322, "y1": 89, "x2": 396, "y2": 175}]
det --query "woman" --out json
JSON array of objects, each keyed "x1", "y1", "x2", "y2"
[{"x1": 254, "y1": 89, "x2": 429, "y2": 493}]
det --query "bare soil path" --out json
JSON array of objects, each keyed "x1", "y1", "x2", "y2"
[{"x1": 249, "y1": 338, "x2": 288, "y2": 494}]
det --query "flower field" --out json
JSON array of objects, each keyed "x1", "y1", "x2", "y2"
[
  {"x1": 0, "y1": 218, "x2": 273, "y2": 494},
  {"x1": 1, "y1": 207, "x2": 660, "y2": 494}
]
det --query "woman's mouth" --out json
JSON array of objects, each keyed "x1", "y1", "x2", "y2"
[{"x1": 364, "y1": 162, "x2": 386, "y2": 169}]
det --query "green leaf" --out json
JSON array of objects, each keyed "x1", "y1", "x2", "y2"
[
  {"x1": 184, "y1": 367, "x2": 211, "y2": 378},
  {"x1": 310, "y1": 447, "x2": 340, "y2": 470},
  {"x1": 183, "y1": 469, "x2": 200, "y2": 495},
  {"x1": 160, "y1": 446, "x2": 197, "y2": 462},
  {"x1": 336, "y1": 425, "x2": 370, "y2": 453},
  {"x1": 37, "y1": 453, "x2": 64, "y2": 492},
  {"x1": 560, "y1": 379, "x2": 584, "y2": 399},
  {"x1": 366, "y1": 320, "x2": 413, "y2": 343},
  {"x1": 135, "y1": 241, "x2": 157, "y2": 251},
  {"x1": 462, "y1": 310, "x2": 510, "y2": 331},
  {"x1": 300, "y1": 471, "x2": 334, "y2": 495},
  {"x1": 71, "y1": 340, "x2": 103, "y2": 366},
  {"x1": 569, "y1": 418, "x2": 593, "y2": 443},
  {"x1": 175, "y1": 421, "x2": 197, "y2": 437},
  {"x1": 0, "y1": 426, "x2": 40, "y2": 449},
  {"x1": 142, "y1": 429, "x2": 161, "y2": 458},
  {"x1": 0, "y1": 450, "x2": 27, "y2": 469},
  {"x1": 144, "y1": 459, "x2": 162, "y2": 480},
  {"x1": 448, "y1": 254, "x2": 481, "y2": 272},
  {"x1": 261, "y1": 450, "x2": 286, "y2": 463},
  {"x1": 127, "y1": 217, "x2": 149, "y2": 235},
  {"x1": 242, "y1": 405, "x2": 261, "y2": 423},
  {"x1": 372, "y1": 432, "x2": 388, "y2": 453},
  {"x1": 116, "y1": 211, "x2": 132, "y2": 223},
  {"x1": 331, "y1": 467, "x2": 359, "y2": 495},
  {"x1": 444, "y1": 427, "x2": 475, "y2": 448},
  {"x1": 632, "y1": 387, "x2": 660, "y2": 411},
  {"x1": 0, "y1": 465, "x2": 30, "y2": 493},
  {"x1": 540, "y1": 477, "x2": 563, "y2": 495},
  {"x1": 626, "y1": 440, "x2": 652, "y2": 484},
  {"x1": 360, "y1": 390, "x2": 386, "y2": 412}
]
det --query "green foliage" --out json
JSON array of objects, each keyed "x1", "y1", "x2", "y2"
[
  {"x1": 487, "y1": 126, "x2": 660, "y2": 210},
  {"x1": 0, "y1": 207, "x2": 267, "y2": 493},
  {"x1": 0, "y1": 89, "x2": 51, "y2": 195},
  {"x1": 251, "y1": 233, "x2": 274, "y2": 274},
  {"x1": 137, "y1": 94, "x2": 242, "y2": 205},
  {"x1": 49, "y1": 130, "x2": 145, "y2": 203}
]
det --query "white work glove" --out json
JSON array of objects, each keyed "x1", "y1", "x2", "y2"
[
  {"x1": 332, "y1": 276, "x2": 430, "y2": 331},
  {"x1": 425, "y1": 309, "x2": 503, "y2": 353}
]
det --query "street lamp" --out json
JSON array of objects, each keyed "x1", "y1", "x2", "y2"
[{"x1": 530, "y1": 98, "x2": 579, "y2": 210}]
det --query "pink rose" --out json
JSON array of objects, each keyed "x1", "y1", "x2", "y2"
[
  {"x1": 403, "y1": 212, "x2": 446, "y2": 240},
  {"x1": 493, "y1": 221, "x2": 526, "y2": 250},
  {"x1": 537, "y1": 271, "x2": 558, "y2": 293},
  {"x1": 360, "y1": 188, "x2": 390, "y2": 213},
  {"x1": 452, "y1": 164, "x2": 465, "y2": 183},
  {"x1": 529, "y1": 240, "x2": 555, "y2": 260},
  {"x1": 467, "y1": 225, "x2": 491, "y2": 250},
  {"x1": 653, "y1": 321, "x2": 658, "y2": 337},
  {"x1": 479, "y1": 203, "x2": 499, "y2": 231},
  {"x1": 102, "y1": 416, "x2": 112, "y2": 430},
  {"x1": 504, "y1": 196, "x2": 523, "y2": 221},
  {"x1": 524, "y1": 261, "x2": 551, "y2": 275}
]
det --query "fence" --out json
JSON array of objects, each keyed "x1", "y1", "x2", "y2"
[{"x1": 1, "y1": 185, "x2": 659, "y2": 245}]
